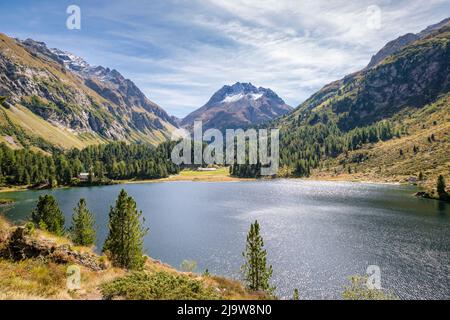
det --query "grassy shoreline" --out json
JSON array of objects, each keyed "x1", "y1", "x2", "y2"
[
  {"x1": 0, "y1": 167, "x2": 435, "y2": 197},
  {"x1": 118, "y1": 167, "x2": 255, "y2": 184}
]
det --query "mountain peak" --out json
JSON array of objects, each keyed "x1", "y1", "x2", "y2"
[
  {"x1": 208, "y1": 82, "x2": 284, "y2": 106},
  {"x1": 181, "y1": 83, "x2": 292, "y2": 131}
]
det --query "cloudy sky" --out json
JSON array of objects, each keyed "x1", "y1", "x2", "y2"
[{"x1": 1, "y1": 0, "x2": 449, "y2": 117}]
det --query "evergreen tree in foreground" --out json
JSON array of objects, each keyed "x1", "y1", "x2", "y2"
[
  {"x1": 103, "y1": 189, "x2": 148, "y2": 270},
  {"x1": 241, "y1": 220, "x2": 275, "y2": 294},
  {"x1": 31, "y1": 194, "x2": 65, "y2": 236},
  {"x1": 293, "y1": 288, "x2": 299, "y2": 300},
  {"x1": 70, "y1": 198, "x2": 96, "y2": 246},
  {"x1": 437, "y1": 175, "x2": 447, "y2": 199}
]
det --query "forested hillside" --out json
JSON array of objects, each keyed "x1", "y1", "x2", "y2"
[{"x1": 0, "y1": 141, "x2": 179, "y2": 187}]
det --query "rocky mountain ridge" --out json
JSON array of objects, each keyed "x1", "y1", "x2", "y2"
[
  {"x1": 0, "y1": 34, "x2": 177, "y2": 149},
  {"x1": 181, "y1": 82, "x2": 292, "y2": 131}
]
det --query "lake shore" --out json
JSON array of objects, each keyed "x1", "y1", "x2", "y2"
[
  {"x1": 118, "y1": 168, "x2": 255, "y2": 184},
  {"x1": 0, "y1": 167, "x2": 426, "y2": 193}
]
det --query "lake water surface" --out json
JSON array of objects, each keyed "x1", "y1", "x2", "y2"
[{"x1": 1, "y1": 180, "x2": 449, "y2": 299}]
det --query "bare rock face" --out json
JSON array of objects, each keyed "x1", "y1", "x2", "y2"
[{"x1": 1, "y1": 227, "x2": 105, "y2": 271}]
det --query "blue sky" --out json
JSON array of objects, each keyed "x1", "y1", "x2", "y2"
[{"x1": 1, "y1": 0, "x2": 449, "y2": 117}]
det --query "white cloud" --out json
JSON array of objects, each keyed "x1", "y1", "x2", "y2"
[
  {"x1": 129, "y1": 0, "x2": 448, "y2": 117},
  {"x1": 11, "y1": 0, "x2": 448, "y2": 118}
]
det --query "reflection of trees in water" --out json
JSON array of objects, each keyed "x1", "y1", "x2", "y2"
[{"x1": 437, "y1": 201, "x2": 447, "y2": 217}]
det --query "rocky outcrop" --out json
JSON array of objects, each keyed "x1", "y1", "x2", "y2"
[{"x1": 1, "y1": 227, "x2": 105, "y2": 271}]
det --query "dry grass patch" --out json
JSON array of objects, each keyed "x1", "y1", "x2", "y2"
[{"x1": 0, "y1": 259, "x2": 68, "y2": 299}]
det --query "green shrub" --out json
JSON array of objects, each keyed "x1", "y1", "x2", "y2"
[
  {"x1": 342, "y1": 275, "x2": 396, "y2": 300},
  {"x1": 24, "y1": 222, "x2": 35, "y2": 235},
  {"x1": 180, "y1": 260, "x2": 197, "y2": 273},
  {"x1": 0, "y1": 96, "x2": 7, "y2": 108},
  {"x1": 100, "y1": 271, "x2": 221, "y2": 300}
]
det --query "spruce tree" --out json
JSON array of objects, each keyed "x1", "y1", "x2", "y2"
[
  {"x1": 31, "y1": 195, "x2": 65, "y2": 236},
  {"x1": 241, "y1": 220, "x2": 275, "y2": 294},
  {"x1": 103, "y1": 189, "x2": 148, "y2": 270},
  {"x1": 293, "y1": 288, "x2": 299, "y2": 300},
  {"x1": 70, "y1": 198, "x2": 96, "y2": 246}
]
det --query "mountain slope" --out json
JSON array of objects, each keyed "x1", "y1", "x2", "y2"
[
  {"x1": 237, "y1": 20, "x2": 449, "y2": 185},
  {"x1": 283, "y1": 22, "x2": 450, "y2": 131},
  {"x1": 181, "y1": 82, "x2": 292, "y2": 131},
  {"x1": 366, "y1": 17, "x2": 449, "y2": 69},
  {"x1": 0, "y1": 33, "x2": 177, "y2": 150},
  {"x1": 278, "y1": 23, "x2": 450, "y2": 183},
  {"x1": 313, "y1": 93, "x2": 450, "y2": 185}
]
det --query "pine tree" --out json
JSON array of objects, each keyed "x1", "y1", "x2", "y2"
[
  {"x1": 103, "y1": 189, "x2": 148, "y2": 270},
  {"x1": 241, "y1": 220, "x2": 275, "y2": 294},
  {"x1": 437, "y1": 175, "x2": 447, "y2": 199},
  {"x1": 31, "y1": 195, "x2": 65, "y2": 236},
  {"x1": 293, "y1": 288, "x2": 299, "y2": 300},
  {"x1": 70, "y1": 198, "x2": 96, "y2": 246}
]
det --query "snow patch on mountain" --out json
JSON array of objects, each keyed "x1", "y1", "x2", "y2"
[
  {"x1": 49, "y1": 48, "x2": 90, "y2": 72},
  {"x1": 222, "y1": 93, "x2": 263, "y2": 103}
]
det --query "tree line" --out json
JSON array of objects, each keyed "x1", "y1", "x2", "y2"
[
  {"x1": 0, "y1": 141, "x2": 179, "y2": 187},
  {"x1": 231, "y1": 118, "x2": 398, "y2": 178}
]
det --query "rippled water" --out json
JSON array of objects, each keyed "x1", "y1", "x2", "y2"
[{"x1": 1, "y1": 180, "x2": 449, "y2": 299}]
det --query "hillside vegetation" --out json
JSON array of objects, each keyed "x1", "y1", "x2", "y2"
[
  {"x1": 312, "y1": 94, "x2": 450, "y2": 187},
  {"x1": 0, "y1": 216, "x2": 266, "y2": 300}
]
